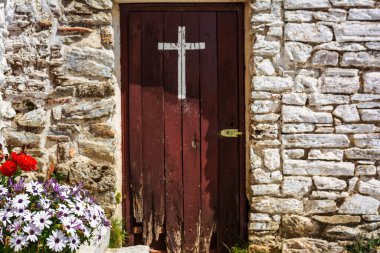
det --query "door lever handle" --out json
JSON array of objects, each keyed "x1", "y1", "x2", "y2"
[{"x1": 220, "y1": 129, "x2": 243, "y2": 138}]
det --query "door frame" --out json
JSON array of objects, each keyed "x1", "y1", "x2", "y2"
[{"x1": 120, "y1": 3, "x2": 247, "y2": 246}]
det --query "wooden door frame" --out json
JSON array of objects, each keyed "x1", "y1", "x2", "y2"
[{"x1": 120, "y1": 4, "x2": 247, "y2": 246}]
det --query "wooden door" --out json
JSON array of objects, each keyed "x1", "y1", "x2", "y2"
[{"x1": 121, "y1": 4, "x2": 246, "y2": 253}]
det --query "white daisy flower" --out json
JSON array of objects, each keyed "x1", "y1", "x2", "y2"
[
  {"x1": 62, "y1": 216, "x2": 81, "y2": 235},
  {"x1": 0, "y1": 185, "x2": 8, "y2": 197},
  {"x1": 68, "y1": 234, "x2": 80, "y2": 251},
  {"x1": 38, "y1": 197, "x2": 51, "y2": 210},
  {"x1": 12, "y1": 194, "x2": 30, "y2": 210},
  {"x1": 69, "y1": 201, "x2": 85, "y2": 216},
  {"x1": 33, "y1": 211, "x2": 52, "y2": 230},
  {"x1": 25, "y1": 181, "x2": 44, "y2": 196},
  {"x1": 10, "y1": 234, "x2": 27, "y2": 252},
  {"x1": 24, "y1": 224, "x2": 41, "y2": 242},
  {"x1": 0, "y1": 210, "x2": 11, "y2": 225},
  {"x1": 47, "y1": 230, "x2": 67, "y2": 252}
]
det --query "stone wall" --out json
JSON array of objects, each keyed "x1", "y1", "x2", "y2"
[
  {"x1": 250, "y1": 0, "x2": 380, "y2": 251},
  {"x1": 0, "y1": 0, "x2": 117, "y2": 214}
]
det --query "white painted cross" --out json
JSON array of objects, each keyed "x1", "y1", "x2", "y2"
[{"x1": 158, "y1": 26, "x2": 206, "y2": 100}]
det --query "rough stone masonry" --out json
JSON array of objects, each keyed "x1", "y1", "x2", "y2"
[{"x1": 0, "y1": 0, "x2": 380, "y2": 252}]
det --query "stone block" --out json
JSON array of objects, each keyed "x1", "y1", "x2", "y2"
[
  {"x1": 308, "y1": 149, "x2": 344, "y2": 161},
  {"x1": 251, "y1": 100, "x2": 280, "y2": 114},
  {"x1": 311, "y1": 191, "x2": 349, "y2": 200},
  {"x1": 336, "y1": 124, "x2": 377, "y2": 133},
  {"x1": 0, "y1": 100, "x2": 16, "y2": 119},
  {"x1": 252, "y1": 124, "x2": 278, "y2": 139},
  {"x1": 313, "y1": 9, "x2": 347, "y2": 22},
  {"x1": 282, "y1": 106, "x2": 332, "y2": 123},
  {"x1": 312, "y1": 215, "x2": 361, "y2": 224},
  {"x1": 282, "y1": 93, "x2": 307, "y2": 105},
  {"x1": 333, "y1": 105, "x2": 360, "y2": 122},
  {"x1": 358, "y1": 179, "x2": 380, "y2": 199},
  {"x1": 252, "y1": 184, "x2": 280, "y2": 196},
  {"x1": 341, "y1": 52, "x2": 380, "y2": 67},
  {"x1": 282, "y1": 123, "x2": 315, "y2": 133},
  {"x1": 281, "y1": 215, "x2": 320, "y2": 238},
  {"x1": 335, "y1": 22, "x2": 380, "y2": 42},
  {"x1": 284, "y1": 42, "x2": 313, "y2": 64},
  {"x1": 78, "y1": 140, "x2": 115, "y2": 163},
  {"x1": 283, "y1": 176, "x2": 312, "y2": 198},
  {"x1": 360, "y1": 109, "x2": 380, "y2": 122},
  {"x1": 348, "y1": 9, "x2": 380, "y2": 21},
  {"x1": 315, "y1": 42, "x2": 366, "y2": 52},
  {"x1": 322, "y1": 76, "x2": 360, "y2": 94},
  {"x1": 4, "y1": 130, "x2": 40, "y2": 148},
  {"x1": 305, "y1": 200, "x2": 337, "y2": 214},
  {"x1": 285, "y1": 11, "x2": 313, "y2": 22},
  {"x1": 352, "y1": 94, "x2": 380, "y2": 102},
  {"x1": 282, "y1": 149, "x2": 305, "y2": 159},
  {"x1": 309, "y1": 94, "x2": 350, "y2": 106},
  {"x1": 363, "y1": 72, "x2": 380, "y2": 94},
  {"x1": 312, "y1": 50, "x2": 339, "y2": 66},
  {"x1": 253, "y1": 114, "x2": 280, "y2": 122},
  {"x1": 284, "y1": 0, "x2": 331, "y2": 9},
  {"x1": 263, "y1": 149, "x2": 281, "y2": 171},
  {"x1": 253, "y1": 169, "x2": 283, "y2": 184},
  {"x1": 325, "y1": 226, "x2": 360, "y2": 240},
  {"x1": 283, "y1": 160, "x2": 355, "y2": 176},
  {"x1": 330, "y1": 0, "x2": 375, "y2": 7},
  {"x1": 62, "y1": 99, "x2": 115, "y2": 120},
  {"x1": 17, "y1": 109, "x2": 46, "y2": 128},
  {"x1": 345, "y1": 148, "x2": 380, "y2": 160},
  {"x1": 252, "y1": 197, "x2": 304, "y2": 214},
  {"x1": 339, "y1": 194, "x2": 380, "y2": 214},
  {"x1": 253, "y1": 36, "x2": 280, "y2": 56},
  {"x1": 313, "y1": 176, "x2": 347, "y2": 190},
  {"x1": 356, "y1": 165, "x2": 377, "y2": 176},
  {"x1": 253, "y1": 76, "x2": 294, "y2": 92},
  {"x1": 282, "y1": 134, "x2": 350, "y2": 148},
  {"x1": 354, "y1": 133, "x2": 380, "y2": 148},
  {"x1": 285, "y1": 24, "x2": 333, "y2": 43}
]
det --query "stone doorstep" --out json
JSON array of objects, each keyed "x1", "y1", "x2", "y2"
[{"x1": 105, "y1": 245, "x2": 153, "y2": 253}]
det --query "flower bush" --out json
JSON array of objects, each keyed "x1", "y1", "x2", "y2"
[{"x1": 0, "y1": 147, "x2": 110, "y2": 252}]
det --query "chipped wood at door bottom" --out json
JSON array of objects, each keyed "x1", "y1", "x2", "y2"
[{"x1": 132, "y1": 190, "x2": 143, "y2": 222}]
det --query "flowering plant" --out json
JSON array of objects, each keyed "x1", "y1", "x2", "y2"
[{"x1": 0, "y1": 147, "x2": 110, "y2": 252}]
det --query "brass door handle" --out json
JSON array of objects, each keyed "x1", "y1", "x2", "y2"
[{"x1": 220, "y1": 129, "x2": 243, "y2": 138}]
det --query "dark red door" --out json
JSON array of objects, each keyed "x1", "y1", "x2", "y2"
[{"x1": 121, "y1": 4, "x2": 246, "y2": 253}]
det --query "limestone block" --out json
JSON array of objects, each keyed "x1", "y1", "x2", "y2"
[
  {"x1": 282, "y1": 134, "x2": 350, "y2": 148},
  {"x1": 354, "y1": 133, "x2": 380, "y2": 148},
  {"x1": 312, "y1": 215, "x2": 361, "y2": 224},
  {"x1": 285, "y1": 24, "x2": 333, "y2": 43},
  {"x1": 308, "y1": 149, "x2": 344, "y2": 161},
  {"x1": 325, "y1": 68, "x2": 359, "y2": 77},
  {"x1": 358, "y1": 179, "x2": 380, "y2": 199},
  {"x1": 333, "y1": 105, "x2": 360, "y2": 122},
  {"x1": 283, "y1": 160, "x2": 355, "y2": 176},
  {"x1": 252, "y1": 197, "x2": 304, "y2": 214},
  {"x1": 348, "y1": 9, "x2": 380, "y2": 21},
  {"x1": 364, "y1": 72, "x2": 380, "y2": 94},
  {"x1": 255, "y1": 59, "x2": 276, "y2": 76},
  {"x1": 253, "y1": 76, "x2": 293, "y2": 92},
  {"x1": 285, "y1": 11, "x2": 313, "y2": 22},
  {"x1": 251, "y1": 100, "x2": 280, "y2": 114},
  {"x1": 360, "y1": 109, "x2": 380, "y2": 122},
  {"x1": 341, "y1": 52, "x2": 380, "y2": 67},
  {"x1": 336, "y1": 22, "x2": 380, "y2": 42},
  {"x1": 281, "y1": 215, "x2": 320, "y2": 238},
  {"x1": 336, "y1": 124, "x2": 377, "y2": 133},
  {"x1": 282, "y1": 149, "x2": 305, "y2": 159},
  {"x1": 313, "y1": 9, "x2": 347, "y2": 22},
  {"x1": 253, "y1": 114, "x2": 280, "y2": 122},
  {"x1": 263, "y1": 149, "x2": 280, "y2": 171},
  {"x1": 249, "y1": 220, "x2": 280, "y2": 231},
  {"x1": 64, "y1": 46, "x2": 114, "y2": 79},
  {"x1": 250, "y1": 213, "x2": 272, "y2": 222},
  {"x1": 17, "y1": 109, "x2": 46, "y2": 127},
  {"x1": 366, "y1": 42, "x2": 380, "y2": 50},
  {"x1": 309, "y1": 93, "x2": 350, "y2": 106},
  {"x1": 315, "y1": 42, "x2": 366, "y2": 51},
  {"x1": 251, "y1": 184, "x2": 280, "y2": 196},
  {"x1": 282, "y1": 106, "x2": 332, "y2": 123},
  {"x1": 0, "y1": 100, "x2": 16, "y2": 119},
  {"x1": 62, "y1": 99, "x2": 115, "y2": 120},
  {"x1": 253, "y1": 36, "x2": 280, "y2": 56},
  {"x1": 311, "y1": 191, "x2": 349, "y2": 200},
  {"x1": 66, "y1": 12, "x2": 112, "y2": 26},
  {"x1": 284, "y1": 0, "x2": 331, "y2": 9},
  {"x1": 325, "y1": 226, "x2": 361, "y2": 240},
  {"x1": 295, "y1": 75, "x2": 319, "y2": 93},
  {"x1": 282, "y1": 93, "x2": 307, "y2": 105},
  {"x1": 283, "y1": 176, "x2": 312, "y2": 198},
  {"x1": 252, "y1": 169, "x2": 283, "y2": 184},
  {"x1": 82, "y1": 0, "x2": 113, "y2": 10},
  {"x1": 90, "y1": 123, "x2": 115, "y2": 138},
  {"x1": 78, "y1": 140, "x2": 114, "y2": 163},
  {"x1": 356, "y1": 165, "x2": 377, "y2": 176},
  {"x1": 345, "y1": 148, "x2": 380, "y2": 160},
  {"x1": 252, "y1": 124, "x2": 278, "y2": 139},
  {"x1": 282, "y1": 238, "x2": 329, "y2": 253},
  {"x1": 363, "y1": 215, "x2": 380, "y2": 221},
  {"x1": 305, "y1": 200, "x2": 337, "y2": 214},
  {"x1": 322, "y1": 76, "x2": 360, "y2": 94},
  {"x1": 352, "y1": 94, "x2": 380, "y2": 102},
  {"x1": 313, "y1": 176, "x2": 347, "y2": 190},
  {"x1": 330, "y1": 0, "x2": 375, "y2": 7},
  {"x1": 284, "y1": 42, "x2": 313, "y2": 64},
  {"x1": 282, "y1": 123, "x2": 315, "y2": 133},
  {"x1": 348, "y1": 177, "x2": 359, "y2": 193},
  {"x1": 251, "y1": 13, "x2": 280, "y2": 23},
  {"x1": 3, "y1": 130, "x2": 40, "y2": 147},
  {"x1": 312, "y1": 50, "x2": 339, "y2": 66},
  {"x1": 339, "y1": 194, "x2": 380, "y2": 214},
  {"x1": 251, "y1": 0, "x2": 271, "y2": 11},
  {"x1": 250, "y1": 148, "x2": 262, "y2": 169}
]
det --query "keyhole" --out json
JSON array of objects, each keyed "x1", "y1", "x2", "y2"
[{"x1": 230, "y1": 121, "x2": 235, "y2": 127}]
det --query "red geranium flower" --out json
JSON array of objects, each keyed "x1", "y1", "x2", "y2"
[
  {"x1": 0, "y1": 160, "x2": 17, "y2": 177},
  {"x1": 17, "y1": 153, "x2": 38, "y2": 172},
  {"x1": 11, "y1": 152, "x2": 19, "y2": 162}
]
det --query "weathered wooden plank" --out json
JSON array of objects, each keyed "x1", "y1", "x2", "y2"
[
  {"x1": 217, "y1": 12, "x2": 241, "y2": 252},
  {"x1": 182, "y1": 12, "x2": 202, "y2": 253},
  {"x1": 199, "y1": 12, "x2": 218, "y2": 253},
  {"x1": 163, "y1": 12, "x2": 184, "y2": 253},
  {"x1": 128, "y1": 12, "x2": 144, "y2": 224},
  {"x1": 141, "y1": 12, "x2": 165, "y2": 245}
]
